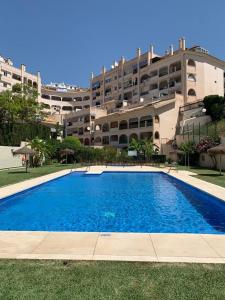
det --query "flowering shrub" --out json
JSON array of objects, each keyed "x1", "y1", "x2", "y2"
[{"x1": 196, "y1": 136, "x2": 219, "y2": 153}]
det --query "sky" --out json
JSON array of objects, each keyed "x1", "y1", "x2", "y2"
[{"x1": 1, "y1": 0, "x2": 224, "y2": 87}]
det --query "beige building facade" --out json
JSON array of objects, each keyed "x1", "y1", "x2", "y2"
[
  {"x1": 0, "y1": 56, "x2": 41, "y2": 95},
  {"x1": 65, "y1": 38, "x2": 225, "y2": 152}
]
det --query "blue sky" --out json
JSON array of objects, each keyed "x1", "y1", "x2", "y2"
[{"x1": 1, "y1": 0, "x2": 224, "y2": 87}]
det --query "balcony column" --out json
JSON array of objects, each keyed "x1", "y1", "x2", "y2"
[
  {"x1": 101, "y1": 66, "x2": 106, "y2": 104},
  {"x1": 90, "y1": 72, "x2": 94, "y2": 105},
  {"x1": 21, "y1": 64, "x2": 26, "y2": 85},
  {"x1": 136, "y1": 48, "x2": 141, "y2": 100},
  {"x1": 148, "y1": 44, "x2": 154, "y2": 65},
  {"x1": 120, "y1": 56, "x2": 125, "y2": 101}
]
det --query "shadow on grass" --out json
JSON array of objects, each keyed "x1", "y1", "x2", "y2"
[
  {"x1": 8, "y1": 171, "x2": 29, "y2": 174},
  {"x1": 198, "y1": 173, "x2": 224, "y2": 177}
]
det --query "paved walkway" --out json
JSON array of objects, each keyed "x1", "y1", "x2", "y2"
[{"x1": 0, "y1": 165, "x2": 225, "y2": 263}]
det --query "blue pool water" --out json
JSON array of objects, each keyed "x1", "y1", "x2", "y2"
[{"x1": 1, "y1": 172, "x2": 225, "y2": 233}]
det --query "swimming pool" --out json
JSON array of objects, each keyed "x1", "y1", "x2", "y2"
[{"x1": 0, "y1": 172, "x2": 225, "y2": 233}]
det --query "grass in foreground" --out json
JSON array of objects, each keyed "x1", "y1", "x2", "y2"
[
  {"x1": 0, "y1": 260, "x2": 224, "y2": 299},
  {"x1": 0, "y1": 163, "x2": 79, "y2": 187},
  {"x1": 178, "y1": 165, "x2": 225, "y2": 188}
]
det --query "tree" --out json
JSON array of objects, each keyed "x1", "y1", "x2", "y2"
[
  {"x1": 0, "y1": 83, "x2": 45, "y2": 125},
  {"x1": 60, "y1": 136, "x2": 81, "y2": 150},
  {"x1": 129, "y1": 138, "x2": 144, "y2": 157},
  {"x1": 179, "y1": 141, "x2": 196, "y2": 167},
  {"x1": 143, "y1": 139, "x2": 154, "y2": 161},
  {"x1": 203, "y1": 95, "x2": 225, "y2": 121},
  {"x1": 29, "y1": 138, "x2": 53, "y2": 167}
]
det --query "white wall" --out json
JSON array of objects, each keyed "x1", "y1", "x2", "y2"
[{"x1": 0, "y1": 146, "x2": 22, "y2": 169}]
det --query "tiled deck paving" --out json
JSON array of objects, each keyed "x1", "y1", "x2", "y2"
[{"x1": 0, "y1": 165, "x2": 225, "y2": 263}]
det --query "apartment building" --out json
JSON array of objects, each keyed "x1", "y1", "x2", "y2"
[
  {"x1": 0, "y1": 56, "x2": 41, "y2": 95},
  {"x1": 40, "y1": 83, "x2": 91, "y2": 125},
  {"x1": 65, "y1": 38, "x2": 225, "y2": 151}
]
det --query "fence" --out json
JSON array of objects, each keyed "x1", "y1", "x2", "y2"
[
  {"x1": 176, "y1": 121, "x2": 224, "y2": 145},
  {"x1": 0, "y1": 123, "x2": 51, "y2": 146}
]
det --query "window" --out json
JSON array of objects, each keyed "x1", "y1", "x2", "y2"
[
  {"x1": 110, "y1": 135, "x2": 118, "y2": 142},
  {"x1": 140, "y1": 116, "x2": 153, "y2": 127},
  {"x1": 119, "y1": 135, "x2": 128, "y2": 144},
  {"x1": 188, "y1": 89, "x2": 196, "y2": 96},
  {"x1": 154, "y1": 131, "x2": 160, "y2": 139},
  {"x1": 159, "y1": 67, "x2": 168, "y2": 77},
  {"x1": 140, "y1": 74, "x2": 150, "y2": 83},
  {"x1": 110, "y1": 121, "x2": 118, "y2": 129},
  {"x1": 92, "y1": 81, "x2": 100, "y2": 90},
  {"x1": 119, "y1": 120, "x2": 128, "y2": 130},
  {"x1": 62, "y1": 97, "x2": 72, "y2": 101},
  {"x1": 51, "y1": 96, "x2": 61, "y2": 101},
  {"x1": 84, "y1": 138, "x2": 90, "y2": 146},
  {"x1": 83, "y1": 96, "x2": 90, "y2": 101},
  {"x1": 102, "y1": 123, "x2": 109, "y2": 132},
  {"x1": 74, "y1": 97, "x2": 82, "y2": 102},
  {"x1": 187, "y1": 59, "x2": 196, "y2": 67},
  {"x1": 62, "y1": 106, "x2": 72, "y2": 111},
  {"x1": 95, "y1": 137, "x2": 101, "y2": 143},
  {"x1": 42, "y1": 94, "x2": 50, "y2": 100},
  {"x1": 154, "y1": 115, "x2": 160, "y2": 123},
  {"x1": 129, "y1": 118, "x2": 138, "y2": 129},
  {"x1": 102, "y1": 136, "x2": 109, "y2": 145},
  {"x1": 188, "y1": 74, "x2": 196, "y2": 82}
]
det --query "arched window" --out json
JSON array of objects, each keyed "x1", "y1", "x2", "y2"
[
  {"x1": 188, "y1": 59, "x2": 196, "y2": 67},
  {"x1": 119, "y1": 135, "x2": 128, "y2": 144},
  {"x1": 188, "y1": 89, "x2": 196, "y2": 96},
  {"x1": 95, "y1": 124, "x2": 101, "y2": 131},
  {"x1": 188, "y1": 74, "x2": 196, "y2": 82},
  {"x1": 95, "y1": 136, "x2": 101, "y2": 143},
  {"x1": 140, "y1": 116, "x2": 152, "y2": 127},
  {"x1": 129, "y1": 133, "x2": 138, "y2": 143},
  {"x1": 154, "y1": 115, "x2": 160, "y2": 123},
  {"x1": 102, "y1": 136, "x2": 109, "y2": 145},
  {"x1": 102, "y1": 123, "x2": 109, "y2": 132},
  {"x1": 140, "y1": 74, "x2": 149, "y2": 83},
  {"x1": 84, "y1": 138, "x2": 90, "y2": 145},
  {"x1": 154, "y1": 131, "x2": 160, "y2": 139},
  {"x1": 119, "y1": 120, "x2": 128, "y2": 130},
  {"x1": 110, "y1": 135, "x2": 118, "y2": 142},
  {"x1": 129, "y1": 118, "x2": 138, "y2": 129}
]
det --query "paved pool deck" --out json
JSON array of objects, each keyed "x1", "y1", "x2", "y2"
[{"x1": 0, "y1": 165, "x2": 225, "y2": 264}]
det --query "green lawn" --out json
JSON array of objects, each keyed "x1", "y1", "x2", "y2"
[
  {"x1": 0, "y1": 260, "x2": 224, "y2": 299},
  {"x1": 178, "y1": 166, "x2": 225, "y2": 188},
  {"x1": 0, "y1": 164, "x2": 79, "y2": 187}
]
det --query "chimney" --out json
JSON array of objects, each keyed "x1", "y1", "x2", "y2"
[
  {"x1": 136, "y1": 48, "x2": 141, "y2": 57},
  {"x1": 170, "y1": 45, "x2": 174, "y2": 55},
  {"x1": 181, "y1": 37, "x2": 186, "y2": 50},
  {"x1": 179, "y1": 38, "x2": 182, "y2": 50},
  {"x1": 21, "y1": 64, "x2": 26, "y2": 72},
  {"x1": 90, "y1": 72, "x2": 94, "y2": 79},
  {"x1": 101, "y1": 66, "x2": 106, "y2": 74}
]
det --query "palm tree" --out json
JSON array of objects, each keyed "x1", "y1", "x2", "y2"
[
  {"x1": 29, "y1": 138, "x2": 52, "y2": 167},
  {"x1": 143, "y1": 139, "x2": 154, "y2": 161}
]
